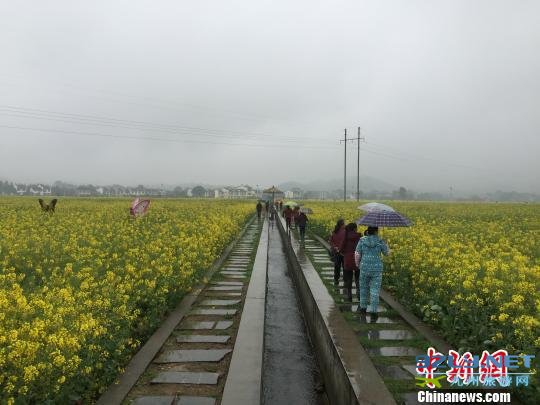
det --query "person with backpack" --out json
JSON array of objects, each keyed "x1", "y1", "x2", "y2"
[
  {"x1": 355, "y1": 226, "x2": 389, "y2": 316},
  {"x1": 329, "y1": 219, "x2": 345, "y2": 286},
  {"x1": 340, "y1": 222, "x2": 361, "y2": 302},
  {"x1": 296, "y1": 210, "x2": 309, "y2": 240}
]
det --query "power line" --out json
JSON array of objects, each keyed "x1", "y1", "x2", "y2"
[
  {"x1": 0, "y1": 104, "x2": 271, "y2": 136},
  {"x1": 0, "y1": 124, "x2": 341, "y2": 150},
  {"x1": 0, "y1": 110, "x2": 323, "y2": 144},
  {"x1": 0, "y1": 104, "x2": 337, "y2": 145},
  {"x1": 341, "y1": 128, "x2": 496, "y2": 173},
  {"x1": 0, "y1": 73, "x2": 323, "y2": 128},
  {"x1": 0, "y1": 74, "x2": 272, "y2": 123},
  {"x1": 362, "y1": 141, "x2": 491, "y2": 172},
  {"x1": 0, "y1": 102, "x2": 508, "y2": 176}
]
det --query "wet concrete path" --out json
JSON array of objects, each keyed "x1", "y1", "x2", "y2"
[{"x1": 262, "y1": 221, "x2": 327, "y2": 405}]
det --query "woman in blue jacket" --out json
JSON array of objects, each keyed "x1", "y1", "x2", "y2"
[{"x1": 355, "y1": 226, "x2": 389, "y2": 315}]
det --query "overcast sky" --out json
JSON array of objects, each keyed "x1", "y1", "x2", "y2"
[{"x1": 0, "y1": 0, "x2": 538, "y2": 193}]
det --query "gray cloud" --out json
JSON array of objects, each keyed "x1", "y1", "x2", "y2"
[{"x1": 0, "y1": 0, "x2": 538, "y2": 193}]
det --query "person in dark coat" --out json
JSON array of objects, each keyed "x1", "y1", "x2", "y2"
[
  {"x1": 256, "y1": 201, "x2": 262, "y2": 219},
  {"x1": 283, "y1": 205, "x2": 293, "y2": 231},
  {"x1": 292, "y1": 206, "x2": 300, "y2": 229},
  {"x1": 329, "y1": 219, "x2": 345, "y2": 285},
  {"x1": 296, "y1": 210, "x2": 309, "y2": 240},
  {"x1": 340, "y1": 222, "x2": 361, "y2": 302}
]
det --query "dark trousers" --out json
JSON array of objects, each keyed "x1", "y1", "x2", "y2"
[
  {"x1": 343, "y1": 268, "x2": 359, "y2": 290},
  {"x1": 333, "y1": 254, "x2": 344, "y2": 282},
  {"x1": 257, "y1": 210, "x2": 262, "y2": 219},
  {"x1": 299, "y1": 225, "x2": 306, "y2": 239}
]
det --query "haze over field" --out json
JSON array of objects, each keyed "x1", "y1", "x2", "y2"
[{"x1": 0, "y1": 1, "x2": 539, "y2": 194}]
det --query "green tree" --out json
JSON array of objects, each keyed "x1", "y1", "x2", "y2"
[{"x1": 191, "y1": 185, "x2": 206, "y2": 197}]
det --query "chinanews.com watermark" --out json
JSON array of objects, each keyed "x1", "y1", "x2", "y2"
[
  {"x1": 410, "y1": 347, "x2": 536, "y2": 403},
  {"x1": 417, "y1": 391, "x2": 511, "y2": 403}
]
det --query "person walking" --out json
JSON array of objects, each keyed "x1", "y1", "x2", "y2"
[
  {"x1": 256, "y1": 201, "x2": 263, "y2": 220},
  {"x1": 340, "y1": 222, "x2": 361, "y2": 302},
  {"x1": 292, "y1": 206, "x2": 300, "y2": 229},
  {"x1": 355, "y1": 226, "x2": 389, "y2": 317},
  {"x1": 329, "y1": 219, "x2": 345, "y2": 286},
  {"x1": 283, "y1": 205, "x2": 293, "y2": 231},
  {"x1": 296, "y1": 210, "x2": 309, "y2": 240},
  {"x1": 265, "y1": 200, "x2": 269, "y2": 214}
]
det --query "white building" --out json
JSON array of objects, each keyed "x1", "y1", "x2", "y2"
[
  {"x1": 229, "y1": 185, "x2": 256, "y2": 199},
  {"x1": 214, "y1": 188, "x2": 230, "y2": 198},
  {"x1": 284, "y1": 188, "x2": 303, "y2": 199}
]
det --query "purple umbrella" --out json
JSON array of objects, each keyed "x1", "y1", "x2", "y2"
[{"x1": 356, "y1": 210, "x2": 413, "y2": 227}]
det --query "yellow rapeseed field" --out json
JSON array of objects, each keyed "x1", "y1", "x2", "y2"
[
  {"x1": 307, "y1": 201, "x2": 540, "y2": 356},
  {"x1": 0, "y1": 197, "x2": 253, "y2": 403}
]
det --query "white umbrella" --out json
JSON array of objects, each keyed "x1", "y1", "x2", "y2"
[{"x1": 358, "y1": 202, "x2": 395, "y2": 212}]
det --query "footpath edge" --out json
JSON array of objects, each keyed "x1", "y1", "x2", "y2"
[
  {"x1": 97, "y1": 215, "x2": 256, "y2": 405},
  {"x1": 276, "y1": 216, "x2": 396, "y2": 405},
  {"x1": 221, "y1": 218, "x2": 268, "y2": 405}
]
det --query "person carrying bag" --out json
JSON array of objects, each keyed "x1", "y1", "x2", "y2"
[
  {"x1": 329, "y1": 219, "x2": 345, "y2": 286},
  {"x1": 340, "y1": 223, "x2": 361, "y2": 302}
]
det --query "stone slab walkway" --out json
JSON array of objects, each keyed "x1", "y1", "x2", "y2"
[
  {"x1": 119, "y1": 219, "x2": 264, "y2": 405},
  {"x1": 307, "y1": 233, "x2": 455, "y2": 404}
]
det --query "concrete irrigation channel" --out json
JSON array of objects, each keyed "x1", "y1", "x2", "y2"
[
  {"x1": 262, "y1": 219, "x2": 327, "y2": 405},
  {"x1": 99, "y1": 211, "x2": 490, "y2": 405}
]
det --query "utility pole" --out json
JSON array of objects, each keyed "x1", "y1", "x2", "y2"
[
  {"x1": 341, "y1": 127, "x2": 365, "y2": 202},
  {"x1": 341, "y1": 129, "x2": 347, "y2": 201},
  {"x1": 356, "y1": 127, "x2": 365, "y2": 201}
]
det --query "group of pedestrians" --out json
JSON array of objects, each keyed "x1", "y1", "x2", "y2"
[
  {"x1": 329, "y1": 219, "x2": 389, "y2": 317},
  {"x1": 255, "y1": 202, "x2": 387, "y2": 315},
  {"x1": 257, "y1": 201, "x2": 310, "y2": 240},
  {"x1": 282, "y1": 204, "x2": 309, "y2": 240}
]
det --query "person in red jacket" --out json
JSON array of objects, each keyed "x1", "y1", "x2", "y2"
[
  {"x1": 340, "y1": 222, "x2": 361, "y2": 302},
  {"x1": 283, "y1": 205, "x2": 293, "y2": 231},
  {"x1": 329, "y1": 219, "x2": 345, "y2": 286}
]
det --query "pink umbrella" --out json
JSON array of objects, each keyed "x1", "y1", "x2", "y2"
[{"x1": 130, "y1": 198, "x2": 150, "y2": 217}]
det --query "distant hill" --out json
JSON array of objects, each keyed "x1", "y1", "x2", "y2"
[{"x1": 279, "y1": 176, "x2": 396, "y2": 192}]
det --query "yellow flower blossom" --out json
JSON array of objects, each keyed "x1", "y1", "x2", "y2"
[
  {"x1": 0, "y1": 197, "x2": 253, "y2": 402},
  {"x1": 308, "y1": 200, "x2": 539, "y2": 362}
]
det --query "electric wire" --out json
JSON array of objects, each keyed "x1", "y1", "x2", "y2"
[
  {"x1": 0, "y1": 124, "x2": 341, "y2": 150},
  {"x1": 0, "y1": 103, "x2": 510, "y2": 174},
  {"x1": 0, "y1": 105, "x2": 336, "y2": 145}
]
